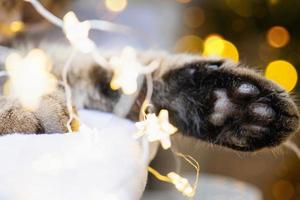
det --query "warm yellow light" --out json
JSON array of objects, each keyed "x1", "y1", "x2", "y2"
[
  {"x1": 167, "y1": 172, "x2": 195, "y2": 197},
  {"x1": 4, "y1": 49, "x2": 57, "y2": 110},
  {"x1": 265, "y1": 60, "x2": 297, "y2": 92},
  {"x1": 203, "y1": 35, "x2": 224, "y2": 56},
  {"x1": 175, "y1": 35, "x2": 203, "y2": 53},
  {"x1": 203, "y1": 35, "x2": 239, "y2": 62},
  {"x1": 63, "y1": 11, "x2": 95, "y2": 53},
  {"x1": 267, "y1": 26, "x2": 290, "y2": 48},
  {"x1": 105, "y1": 0, "x2": 127, "y2": 12},
  {"x1": 183, "y1": 7, "x2": 205, "y2": 29},
  {"x1": 10, "y1": 21, "x2": 25, "y2": 33},
  {"x1": 135, "y1": 109, "x2": 178, "y2": 149}
]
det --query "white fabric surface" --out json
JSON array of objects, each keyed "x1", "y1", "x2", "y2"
[{"x1": 0, "y1": 110, "x2": 155, "y2": 200}]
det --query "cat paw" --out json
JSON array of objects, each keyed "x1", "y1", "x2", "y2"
[
  {"x1": 209, "y1": 82, "x2": 298, "y2": 151},
  {"x1": 0, "y1": 91, "x2": 70, "y2": 135},
  {"x1": 155, "y1": 59, "x2": 300, "y2": 151}
]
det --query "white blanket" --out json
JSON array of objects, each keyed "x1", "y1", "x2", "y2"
[{"x1": 0, "y1": 110, "x2": 156, "y2": 200}]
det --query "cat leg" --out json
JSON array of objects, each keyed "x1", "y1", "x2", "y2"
[
  {"x1": 150, "y1": 58, "x2": 300, "y2": 151},
  {"x1": 0, "y1": 90, "x2": 70, "y2": 135}
]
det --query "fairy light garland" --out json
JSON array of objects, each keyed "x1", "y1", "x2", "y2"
[
  {"x1": 148, "y1": 152, "x2": 200, "y2": 198},
  {"x1": 0, "y1": 0, "x2": 201, "y2": 198},
  {"x1": 62, "y1": 12, "x2": 95, "y2": 54},
  {"x1": 135, "y1": 109, "x2": 178, "y2": 150},
  {"x1": 4, "y1": 49, "x2": 57, "y2": 110},
  {"x1": 109, "y1": 47, "x2": 143, "y2": 95}
]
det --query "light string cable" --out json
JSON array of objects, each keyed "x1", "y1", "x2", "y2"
[
  {"x1": 148, "y1": 151, "x2": 200, "y2": 198},
  {"x1": 24, "y1": 0, "x2": 153, "y2": 69},
  {"x1": 24, "y1": 0, "x2": 130, "y2": 33},
  {"x1": 22, "y1": 1, "x2": 199, "y2": 198},
  {"x1": 139, "y1": 63, "x2": 160, "y2": 164},
  {"x1": 174, "y1": 152, "x2": 200, "y2": 197},
  {"x1": 140, "y1": 69, "x2": 200, "y2": 198},
  {"x1": 23, "y1": 0, "x2": 136, "y2": 132},
  {"x1": 62, "y1": 49, "x2": 79, "y2": 132},
  {"x1": 24, "y1": 0, "x2": 131, "y2": 68}
]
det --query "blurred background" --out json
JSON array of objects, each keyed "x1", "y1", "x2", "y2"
[{"x1": 1, "y1": 0, "x2": 300, "y2": 199}]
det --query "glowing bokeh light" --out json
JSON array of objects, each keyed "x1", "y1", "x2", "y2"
[
  {"x1": 105, "y1": 0, "x2": 127, "y2": 12},
  {"x1": 135, "y1": 109, "x2": 177, "y2": 150},
  {"x1": 203, "y1": 35, "x2": 239, "y2": 62},
  {"x1": 167, "y1": 172, "x2": 195, "y2": 197},
  {"x1": 10, "y1": 21, "x2": 25, "y2": 33},
  {"x1": 265, "y1": 60, "x2": 297, "y2": 92},
  {"x1": 267, "y1": 26, "x2": 290, "y2": 48},
  {"x1": 175, "y1": 35, "x2": 203, "y2": 53},
  {"x1": 0, "y1": 21, "x2": 24, "y2": 37},
  {"x1": 183, "y1": 7, "x2": 205, "y2": 28},
  {"x1": 109, "y1": 47, "x2": 142, "y2": 95},
  {"x1": 63, "y1": 11, "x2": 95, "y2": 53},
  {"x1": 4, "y1": 49, "x2": 57, "y2": 110}
]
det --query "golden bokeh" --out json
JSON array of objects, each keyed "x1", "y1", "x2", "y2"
[
  {"x1": 175, "y1": 35, "x2": 203, "y2": 53},
  {"x1": 0, "y1": 21, "x2": 25, "y2": 37},
  {"x1": 272, "y1": 180, "x2": 295, "y2": 200},
  {"x1": 183, "y1": 7, "x2": 205, "y2": 29},
  {"x1": 4, "y1": 49, "x2": 57, "y2": 110},
  {"x1": 265, "y1": 60, "x2": 297, "y2": 92},
  {"x1": 10, "y1": 21, "x2": 25, "y2": 33},
  {"x1": 267, "y1": 26, "x2": 290, "y2": 48},
  {"x1": 105, "y1": 0, "x2": 127, "y2": 12},
  {"x1": 203, "y1": 35, "x2": 239, "y2": 62},
  {"x1": 203, "y1": 35, "x2": 224, "y2": 56}
]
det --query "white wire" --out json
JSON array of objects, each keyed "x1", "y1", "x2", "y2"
[
  {"x1": 62, "y1": 49, "x2": 79, "y2": 132},
  {"x1": 88, "y1": 20, "x2": 132, "y2": 34},
  {"x1": 24, "y1": 0, "x2": 132, "y2": 34},
  {"x1": 24, "y1": 0, "x2": 63, "y2": 27}
]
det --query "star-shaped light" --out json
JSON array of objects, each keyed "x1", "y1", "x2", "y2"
[
  {"x1": 135, "y1": 109, "x2": 178, "y2": 149},
  {"x1": 167, "y1": 172, "x2": 195, "y2": 197},
  {"x1": 63, "y1": 11, "x2": 95, "y2": 53},
  {"x1": 4, "y1": 49, "x2": 57, "y2": 110},
  {"x1": 109, "y1": 46, "x2": 144, "y2": 95}
]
